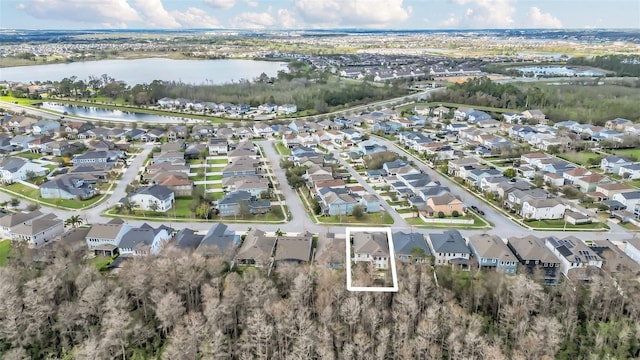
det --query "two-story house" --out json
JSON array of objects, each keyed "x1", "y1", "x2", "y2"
[
  {"x1": 393, "y1": 231, "x2": 431, "y2": 264},
  {"x1": 128, "y1": 185, "x2": 175, "y2": 212},
  {"x1": 427, "y1": 230, "x2": 470, "y2": 267},
  {"x1": 352, "y1": 231, "x2": 390, "y2": 269},
  {"x1": 545, "y1": 236, "x2": 603, "y2": 280},
  {"x1": 467, "y1": 234, "x2": 518, "y2": 274},
  {"x1": 118, "y1": 224, "x2": 172, "y2": 257},
  {"x1": 507, "y1": 235, "x2": 560, "y2": 285}
]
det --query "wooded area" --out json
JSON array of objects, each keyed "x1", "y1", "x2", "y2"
[
  {"x1": 1, "y1": 242, "x2": 639, "y2": 359},
  {"x1": 431, "y1": 77, "x2": 640, "y2": 124},
  {"x1": 567, "y1": 55, "x2": 640, "y2": 77}
]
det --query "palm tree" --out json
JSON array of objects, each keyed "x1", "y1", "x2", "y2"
[{"x1": 64, "y1": 215, "x2": 84, "y2": 228}]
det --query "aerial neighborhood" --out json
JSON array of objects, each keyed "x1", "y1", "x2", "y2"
[{"x1": 0, "y1": 98, "x2": 639, "y2": 285}]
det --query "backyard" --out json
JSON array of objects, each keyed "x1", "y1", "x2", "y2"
[
  {"x1": 2, "y1": 182, "x2": 107, "y2": 209},
  {"x1": 557, "y1": 151, "x2": 601, "y2": 166},
  {"x1": 610, "y1": 148, "x2": 640, "y2": 161},
  {"x1": 0, "y1": 240, "x2": 11, "y2": 266},
  {"x1": 524, "y1": 219, "x2": 608, "y2": 230},
  {"x1": 317, "y1": 211, "x2": 394, "y2": 225}
]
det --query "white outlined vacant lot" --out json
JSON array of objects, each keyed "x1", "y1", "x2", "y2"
[{"x1": 346, "y1": 227, "x2": 399, "y2": 292}]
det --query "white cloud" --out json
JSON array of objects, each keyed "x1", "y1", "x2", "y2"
[
  {"x1": 244, "y1": 0, "x2": 258, "y2": 7},
  {"x1": 450, "y1": 0, "x2": 516, "y2": 28},
  {"x1": 171, "y1": 7, "x2": 222, "y2": 28},
  {"x1": 203, "y1": 0, "x2": 236, "y2": 9},
  {"x1": 17, "y1": 0, "x2": 141, "y2": 26},
  {"x1": 230, "y1": 12, "x2": 275, "y2": 29},
  {"x1": 134, "y1": 0, "x2": 181, "y2": 28},
  {"x1": 527, "y1": 6, "x2": 562, "y2": 28},
  {"x1": 277, "y1": 9, "x2": 301, "y2": 28},
  {"x1": 294, "y1": 0, "x2": 411, "y2": 27},
  {"x1": 440, "y1": 14, "x2": 460, "y2": 28}
]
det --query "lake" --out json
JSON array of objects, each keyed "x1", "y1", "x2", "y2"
[
  {"x1": 39, "y1": 102, "x2": 195, "y2": 123},
  {"x1": 510, "y1": 66, "x2": 605, "y2": 77},
  {"x1": 0, "y1": 58, "x2": 288, "y2": 85}
]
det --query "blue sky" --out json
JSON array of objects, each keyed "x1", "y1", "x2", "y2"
[{"x1": 1, "y1": 0, "x2": 638, "y2": 30}]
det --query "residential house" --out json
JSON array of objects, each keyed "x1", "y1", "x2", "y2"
[
  {"x1": 9, "y1": 213, "x2": 64, "y2": 247},
  {"x1": 352, "y1": 231, "x2": 390, "y2": 269},
  {"x1": 545, "y1": 236, "x2": 603, "y2": 280},
  {"x1": 595, "y1": 183, "x2": 636, "y2": 199},
  {"x1": 316, "y1": 232, "x2": 346, "y2": 269},
  {"x1": 0, "y1": 157, "x2": 47, "y2": 184},
  {"x1": 427, "y1": 230, "x2": 470, "y2": 267},
  {"x1": 624, "y1": 238, "x2": 640, "y2": 266},
  {"x1": 253, "y1": 123, "x2": 274, "y2": 138},
  {"x1": 10, "y1": 134, "x2": 36, "y2": 149},
  {"x1": 196, "y1": 223, "x2": 240, "y2": 259},
  {"x1": 507, "y1": 235, "x2": 561, "y2": 285},
  {"x1": 222, "y1": 176, "x2": 269, "y2": 197},
  {"x1": 235, "y1": 229, "x2": 276, "y2": 266},
  {"x1": 543, "y1": 172, "x2": 565, "y2": 187},
  {"x1": 129, "y1": 185, "x2": 175, "y2": 212},
  {"x1": 157, "y1": 173, "x2": 193, "y2": 197},
  {"x1": 47, "y1": 140, "x2": 71, "y2": 157},
  {"x1": 393, "y1": 231, "x2": 431, "y2": 264},
  {"x1": 217, "y1": 190, "x2": 271, "y2": 217},
  {"x1": 506, "y1": 188, "x2": 550, "y2": 213},
  {"x1": 167, "y1": 125, "x2": 188, "y2": 140},
  {"x1": 277, "y1": 104, "x2": 297, "y2": 115},
  {"x1": 612, "y1": 191, "x2": 640, "y2": 214},
  {"x1": 563, "y1": 167, "x2": 591, "y2": 185},
  {"x1": 424, "y1": 193, "x2": 464, "y2": 217},
  {"x1": 521, "y1": 198, "x2": 566, "y2": 220},
  {"x1": 522, "y1": 109, "x2": 546, "y2": 124},
  {"x1": 317, "y1": 187, "x2": 358, "y2": 216},
  {"x1": 448, "y1": 157, "x2": 478, "y2": 177},
  {"x1": 221, "y1": 158, "x2": 259, "y2": 178},
  {"x1": 359, "y1": 194, "x2": 381, "y2": 213},
  {"x1": 40, "y1": 175, "x2": 95, "y2": 200},
  {"x1": 466, "y1": 168, "x2": 502, "y2": 187},
  {"x1": 72, "y1": 150, "x2": 122, "y2": 166},
  {"x1": 605, "y1": 118, "x2": 632, "y2": 131},
  {"x1": 467, "y1": 234, "x2": 517, "y2": 274},
  {"x1": 140, "y1": 128, "x2": 165, "y2": 142},
  {"x1": 574, "y1": 173, "x2": 608, "y2": 192},
  {"x1": 153, "y1": 150, "x2": 185, "y2": 165},
  {"x1": 274, "y1": 232, "x2": 313, "y2": 265},
  {"x1": 208, "y1": 137, "x2": 228, "y2": 154},
  {"x1": 618, "y1": 163, "x2": 640, "y2": 180},
  {"x1": 118, "y1": 224, "x2": 172, "y2": 257},
  {"x1": 454, "y1": 107, "x2": 474, "y2": 121},
  {"x1": 172, "y1": 228, "x2": 204, "y2": 250},
  {"x1": 590, "y1": 240, "x2": 640, "y2": 276},
  {"x1": 31, "y1": 120, "x2": 60, "y2": 136},
  {"x1": 85, "y1": 221, "x2": 133, "y2": 255},
  {"x1": 601, "y1": 156, "x2": 633, "y2": 174}
]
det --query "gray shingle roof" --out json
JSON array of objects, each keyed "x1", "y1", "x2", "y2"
[
  {"x1": 428, "y1": 230, "x2": 470, "y2": 254},
  {"x1": 393, "y1": 231, "x2": 430, "y2": 257}
]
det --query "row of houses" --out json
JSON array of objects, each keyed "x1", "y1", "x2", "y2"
[
  {"x1": 349, "y1": 228, "x2": 640, "y2": 284},
  {"x1": 157, "y1": 97, "x2": 298, "y2": 115}
]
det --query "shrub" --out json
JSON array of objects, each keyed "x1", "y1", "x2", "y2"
[
  {"x1": 437, "y1": 211, "x2": 445, "y2": 218},
  {"x1": 452, "y1": 210, "x2": 460, "y2": 217}
]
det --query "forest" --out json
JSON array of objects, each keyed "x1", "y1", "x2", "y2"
[
  {"x1": 430, "y1": 76, "x2": 640, "y2": 124},
  {"x1": 1, "y1": 241, "x2": 640, "y2": 360}
]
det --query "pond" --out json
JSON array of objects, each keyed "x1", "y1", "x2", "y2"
[
  {"x1": 38, "y1": 102, "x2": 195, "y2": 123},
  {"x1": 510, "y1": 66, "x2": 605, "y2": 77}
]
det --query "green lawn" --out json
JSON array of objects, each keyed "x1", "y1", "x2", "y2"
[
  {"x1": 318, "y1": 211, "x2": 394, "y2": 225},
  {"x1": 173, "y1": 197, "x2": 194, "y2": 217},
  {"x1": 405, "y1": 213, "x2": 488, "y2": 228},
  {"x1": 625, "y1": 180, "x2": 640, "y2": 189},
  {"x1": 557, "y1": 152, "x2": 601, "y2": 166},
  {"x1": 187, "y1": 159, "x2": 204, "y2": 165},
  {"x1": 2, "y1": 182, "x2": 106, "y2": 209},
  {"x1": 611, "y1": 148, "x2": 640, "y2": 161},
  {"x1": 208, "y1": 158, "x2": 228, "y2": 165},
  {"x1": 189, "y1": 174, "x2": 205, "y2": 181},
  {"x1": 0, "y1": 95, "x2": 43, "y2": 105},
  {"x1": 0, "y1": 240, "x2": 11, "y2": 267},
  {"x1": 206, "y1": 174, "x2": 223, "y2": 181},
  {"x1": 524, "y1": 219, "x2": 608, "y2": 230},
  {"x1": 274, "y1": 142, "x2": 291, "y2": 156},
  {"x1": 90, "y1": 255, "x2": 117, "y2": 272},
  {"x1": 14, "y1": 152, "x2": 42, "y2": 160}
]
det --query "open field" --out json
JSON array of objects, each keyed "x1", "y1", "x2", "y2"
[
  {"x1": 0, "y1": 95, "x2": 43, "y2": 105},
  {"x1": 400, "y1": 101, "x2": 518, "y2": 114},
  {"x1": 557, "y1": 152, "x2": 601, "y2": 166},
  {"x1": 2, "y1": 182, "x2": 106, "y2": 209}
]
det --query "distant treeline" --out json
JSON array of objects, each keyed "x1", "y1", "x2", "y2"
[
  {"x1": 431, "y1": 76, "x2": 640, "y2": 124},
  {"x1": 568, "y1": 55, "x2": 640, "y2": 77}
]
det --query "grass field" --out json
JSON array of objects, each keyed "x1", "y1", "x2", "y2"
[
  {"x1": 611, "y1": 148, "x2": 640, "y2": 161},
  {"x1": 208, "y1": 158, "x2": 228, "y2": 165},
  {"x1": 557, "y1": 152, "x2": 601, "y2": 166},
  {"x1": 90, "y1": 256, "x2": 116, "y2": 272},
  {"x1": 206, "y1": 175, "x2": 223, "y2": 181},
  {"x1": 14, "y1": 152, "x2": 43, "y2": 160},
  {"x1": 0, "y1": 240, "x2": 11, "y2": 267},
  {"x1": 0, "y1": 95, "x2": 43, "y2": 105}
]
